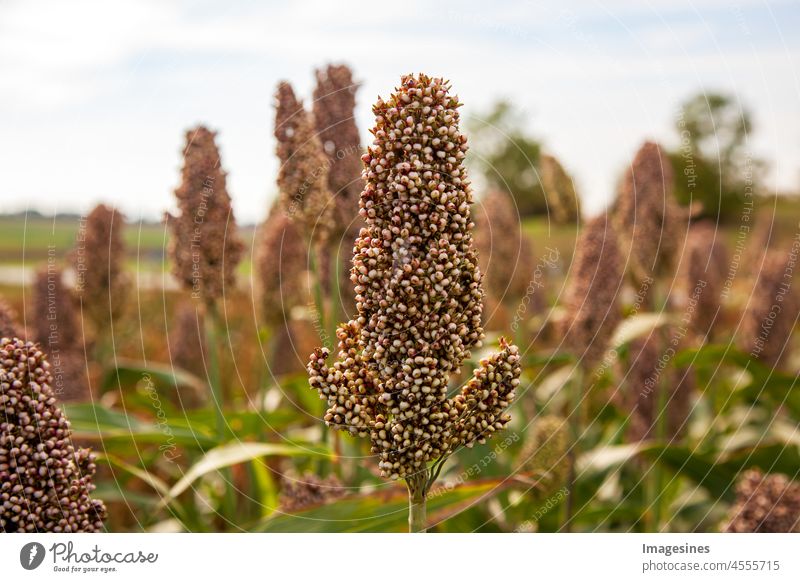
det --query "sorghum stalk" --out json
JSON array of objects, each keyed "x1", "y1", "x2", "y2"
[
  {"x1": 307, "y1": 74, "x2": 520, "y2": 532},
  {"x1": 560, "y1": 213, "x2": 623, "y2": 530}
]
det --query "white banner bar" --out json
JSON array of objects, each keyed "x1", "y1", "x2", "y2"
[{"x1": 1, "y1": 534, "x2": 798, "y2": 581}]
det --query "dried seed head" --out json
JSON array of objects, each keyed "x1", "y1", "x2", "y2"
[
  {"x1": 562, "y1": 213, "x2": 624, "y2": 369},
  {"x1": 313, "y1": 64, "x2": 364, "y2": 232},
  {"x1": 307, "y1": 74, "x2": 520, "y2": 480},
  {"x1": 540, "y1": 154, "x2": 580, "y2": 224},
  {"x1": 520, "y1": 415, "x2": 570, "y2": 499},
  {"x1": 740, "y1": 250, "x2": 799, "y2": 369},
  {"x1": 613, "y1": 141, "x2": 684, "y2": 288},
  {"x1": 167, "y1": 126, "x2": 244, "y2": 304},
  {"x1": 0, "y1": 338, "x2": 106, "y2": 532},
  {"x1": 474, "y1": 190, "x2": 538, "y2": 306},
  {"x1": 32, "y1": 267, "x2": 78, "y2": 351},
  {"x1": 71, "y1": 204, "x2": 128, "y2": 332},
  {"x1": 622, "y1": 330, "x2": 693, "y2": 443},
  {"x1": 275, "y1": 81, "x2": 334, "y2": 242},
  {"x1": 0, "y1": 296, "x2": 24, "y2": 341},
  {"x1": 254, "y1": 203, "x2": 308, "y2": 326},
  {"x1": 676, "y1": 221, "x2": 728, "y2": 339},
  {"x1": 724, "y1": 469, "x2": 800, "y2": 533},
  {"x1": 278, "y1": 472, "x2": 345, "y2": 512}
]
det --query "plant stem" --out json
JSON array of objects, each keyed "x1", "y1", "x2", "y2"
[
  {"x1": 204, "y1": 302, "x2": 226, "y2": 441},
  {"x1": 563, "y1": 365, "x2": 584, "y2": 532},
  {"x1": 406, "y1": 472, "x2": 429, "y2": 533}
]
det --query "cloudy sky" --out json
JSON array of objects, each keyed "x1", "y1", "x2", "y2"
[{"x1": 1, "y1": 0, "x2": 798, "y2": 221}]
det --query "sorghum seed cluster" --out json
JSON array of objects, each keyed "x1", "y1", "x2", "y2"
[
  {"x1": 308, "y1": 74, "x2": 520, "y2": 480},
  {"x1": 724, "y1": 469, "x2": 800, "y2": 533}
]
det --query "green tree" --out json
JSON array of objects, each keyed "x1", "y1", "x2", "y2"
[
  {"x1": 467, "y1": 101, "x2": 545, "y2": 217},
  {"x1": 670, "y1": 92, "x2": 760, "y2": 220}
]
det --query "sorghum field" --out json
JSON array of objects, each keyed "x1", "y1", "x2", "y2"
[{"x1": 2, "y1": 65, "x2": 800, "y2": 536}]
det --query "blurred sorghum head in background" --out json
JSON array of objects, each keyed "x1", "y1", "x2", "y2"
[
  {"x1": 167, "y1": 126, "x2": 244, "y2": 306},
  {"x1": 275, "y1": 81, "x2": 333, "y2": 243},
  {"x1": 32, "y1": 266, "x2": 79, "y2": 352},
  {"x1": 308, "y1": 74, "x2": 520, "y2": 483},
  {"x1": 613, "y1": 141, "x2": 684, "y2": 294},
  {"x1": 724, "y1": 469, "x2": 800, "y2": 533},
  {"x1": 562, "y1": 213, "x2": 623, "y2": 371},
  {"x1": 474, "y1": 190, "x2": 539, "y2": 313},
  {"x1": 254, "y1": 203, "x2": 308, "y2": 327},
  {"x1": 278, "y1": 472, "x2": 345, "y2": 512},
  {"x1": 71, "y1": 203, "x2": 128, "y2": 333},
  {"x1": 539, "y1": 154, "x2": 581, "y2": 225},
  {"x1": 741, "y1": 249, "x2": 799, "y2": 369},
  {"x1": 0, "y1": 296, "x2": 24, "y2": 341},
  {"x1": 313, "y1": 63, "x2": 364, "y2": 232},
  {"x1": 0, "y1": 338, "x2": 106, "y2": 532},
  {"x1": 621, "y1": 330, "x2": 693, "y2": 443},
  {"x1": 676, "y1": 220, "x2": 729, "y2": 340}
]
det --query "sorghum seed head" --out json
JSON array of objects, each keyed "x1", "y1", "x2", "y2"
[
  {"x1": 307, "y1": 74, "x2": 520, "y2": 480},
  {"x1": 622, "y1": 330, "x2": 692, "y2": 443},
  {"x1": 0, "y1": 338, "x2": 106, "y2": 532},
  {"x1": 474, "y1": 190, "x2": 538, "y2": 307},
  {"x1": 254, "y1": 203, "x2": 308, "y2": 326},
  {"x1": 313, "y1": 64, "x2": 364, "y2": 233},
  {"x1": 167, "y1": 126, "x2": 244, "y2": 304},
  {"x1": 539, "y1": 154, "x2": 580, "y2": 224},
  {"x1": 724, "y1": 469, "x2": 800, "y2": 533},
  {"x1": 0, "y1": 296, "x2": 24, "y2": 341},
  {"x1": 32, "y1": 267, "x2": 78, "y2": 350},
  {"x1": 676, "y1": 220, "x2": 728, "y2": 339},
  {"x1": 740, "y1": 250, "x2": 799, "y2": 369},
  {"x1": 520, "y1": 416, "x2": 570, "y2": 499},
  {"x1": 278, "y1": 472, "x2": 345, "y2": 512},
  {"x1": 562, "y1": 213, "x2": 624, "y2": 370},
  {"x1": 71, "y1": 204, "x2": 128, "y2": 332},
  {"x1": 613, "y1": 141, "x2": 684, "y2": 288},
  {"x1": 275, "y1": 81, "x2": 334, "y2": 242}
]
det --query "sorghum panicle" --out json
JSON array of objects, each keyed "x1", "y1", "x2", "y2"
[
  {"x1": 520, "y1": 415, "x2": 569, "y2": 499},
  {"x1": 308, "y1": 74, "x2": 521, "y2": 480},
  {"x1": 741, "y1": 250, "x2": 798, "y2": 368},
  {"x1": 540, "y1": 154, "x2": 580, "y2": 224},
  {"x1": 474, "y1": 190, "x2": 538, "y2": 307},
  {"x1": 562, "y1": 213, "x2": 624, "y2": 369},
  {"x1": 0, "y1": 296, "x2": 24, "y2": 341},
  {"x1": 613, "y1": 141, "x2": 684, "y2": 289},
  {"x1": 278, "y1": 472, "x2": 345, "y2": 512},
  {"x1": 313, "y1": 64, "x2": 364, "y2": 231},
  {"x1": 622, "y1": 331, "x2": 692, "y2": 443},
  {"x1": 724, "y1": 469, "x2": 800, "y2": 533},
  {"x1": 677, "y1": 220, "x2": 728, "y2": 339},
  {"x1": 71, "y1": 204, "x2": 128, "y2": 331},
  {"x1": 167, "y1": 126, "x2": 244, "y2": 304},
  {"x1": 254, "y1": 203, "x2": 308, "y2": 327},
  {"x1": 0, "y1": 338, "x2": 106, "y2": 532},
  {"x1": 275, "y1": 81, "x2": 334, "y2": 242}
]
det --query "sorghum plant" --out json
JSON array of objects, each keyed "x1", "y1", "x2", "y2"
[
  {"x1": 167, "y1": 126, "x2": 243, "y2": 439},
  {"x1": 32, "y1": 268, "x2": 89, "y2": 402},
  {"x1": 741, "y1": 250, "x2": 798, "y2": 369},
  {"x1": 676, "y1": 220, "x2": 728, "y2": 340},
  {"x1": 275, "y1": 81, "x2": 333, "y2": 243},
  {"x1": 312, "y1": 63, "x2": 364, "y2": 231},
  {"x1": 71, "y1": 203, "x2": 128, "y2": 339},
  {"x1": 613, "y1": 141, "x2": 684, "y2": 299},
  {"x1": 167, "y1": 126, "x2": 244, "y2": 306},
  {"x1": 0, "y1": 296, "x2": 23, "y2": 341},
  {"x1": 474, "y1": 189, "x2": 539, "y2": 326},
  {"x1": 278, "y1": 472, "x2": 345, "y2": 512},
  {"x1": 520, "y1": 416, "x2": 569, "y2": 501},
  {"x1": 724, "y1": 469, "x2": 800, "y2": 533},
  {"x1": 307, "y1": 74, "x2": 521, "y2": 532},
  {"x1": 0, "y1": 338, "x2": 106, "y2": 532},
  {"x1": 539, "y1": 154, "x2": 580, "y2": 224},
  {"x1": 559, "y1": 212, "x2": 623, "y2": 528}
]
